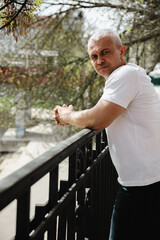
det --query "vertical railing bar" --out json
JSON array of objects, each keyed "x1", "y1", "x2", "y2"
[
  {"x1": 90, "y1": 167, "x2": 98, "y2": 240},
  {"x1": 106, "y1": 150, "x2": 112, "y2": 238},
  {"x1": 57, "y1": 180, "x2": 68, "y2": 240},
  {"x1": 90, "y1": 148, "x2": 98, "y2": 240},
  {"x1": 15, "y1": 188, "x2": 30, "y2": 240},
  {"x1": 69, "y1": 152, "x2": 77, "y2": 188},
  {"x1": 104, "y1": 153, "x2": 109, "y2": 239},
  {"x1": 86, "y1": 139, "x2": 93, "y2": 167},
  {"x1": 77, "y1": 184, "x2": 85, "y2": 240},
  {"x1": 101, "y1": 156, "x2": 107, "y2": 239},
  {"x1": 48, "y1": 166, "x2": 59, "y2": 240},
  {"x1": 91, "y1": 145, "x2": 100, "y2": 239},
  {"x1": 105, "y1": 149, "x2": 111, "y2": 239},
  {"x1": 105, "y1": 149, "x2": 118, "y2": 239},
  {"x1": 96, "y1": 132, "x2": 101, "y2": 156},
  {"x1": 97, "y1": 131, "x2": 102, "y2": 239},
  {"x1": 102, "y1": 129, "x2": 108, "y2": 145},
  {"x1": 57, "y1": 207, "x2": 67, "y2": 240},
  {"x1": 48, "y1": 166, "x2": 59, "y2": 208},
  {"x1": 67, "y1": 152, "x2": 77, "y2": 240},
  {"x1": 67, "y1": 197, "x2": 76, "y2": 240},
  {"x1": 97, "y1": 161, "x2": 102, "y2": 239},
  {"x1": 76, "y1": 145, "x2": 87, "y2": 240}
]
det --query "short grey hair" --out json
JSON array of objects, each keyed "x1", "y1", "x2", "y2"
[{"x1": 88, "y1": 29, "x2": 122, "y2": 51}]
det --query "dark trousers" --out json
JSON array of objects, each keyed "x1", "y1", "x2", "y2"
[{"x1": 109, "y1": 181, "x2": 160, "y2": 240}]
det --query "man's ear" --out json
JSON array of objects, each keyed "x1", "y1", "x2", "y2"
[{"x1": 120, "y1": 45, "x2": 126, "y2": 58}]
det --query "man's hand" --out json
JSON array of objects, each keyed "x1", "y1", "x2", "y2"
[{"x1": 53, "y1": 104, "x2": 74, "y2": 126}]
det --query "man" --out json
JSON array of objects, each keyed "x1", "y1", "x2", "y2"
[{"x1": 53, "y1": 29, "x2": 160, "y2": 239}]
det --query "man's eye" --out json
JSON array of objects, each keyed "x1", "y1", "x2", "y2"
[
  {"x1": 91, "y1": 55, "x2": 97, "y2": 60},
  {"x1": 102, "y1": 50, "x2": 109, "y2": 55},
  {"x1": 91, "y1": 55, "x2": 97, "y2": 59}
]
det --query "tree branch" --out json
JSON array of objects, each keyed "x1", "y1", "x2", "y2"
[
  {"x1": 42, "y1": 0, "x2": 144, "y2": 14},
  {"x1": 0, "y1": 0, "x2": 29, "y2": 30},
  {"x1": 0, "y1": 0, "x2": 15, "y2": 11},
  {"x1": 123, "y1": 31, "x2": 160, "y2": 46}
]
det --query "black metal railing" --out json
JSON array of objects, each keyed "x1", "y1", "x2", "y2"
[{"x1": 0, "y1": 129, "x2": 117, "y2": 240}]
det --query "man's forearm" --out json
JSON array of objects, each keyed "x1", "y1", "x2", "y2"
[{"x1": 64, "y1": 109, "x2": 94, "y2": 129}]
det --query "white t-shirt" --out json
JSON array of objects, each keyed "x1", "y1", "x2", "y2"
[{"x1": 101, "y1": 63, "x2": 160, "y2": 186}]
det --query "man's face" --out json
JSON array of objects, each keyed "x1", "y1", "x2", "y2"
[{"x1": 88, "y1": 36, "x2": 125, "y2": 79}]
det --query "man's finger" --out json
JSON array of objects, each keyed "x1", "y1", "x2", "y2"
[
  {"x1": 53, "y1": 112, "x2": 58, "y2": 119},
  {"x1": 54, "y1": 105, "x2": 60, "y2": 112},
  {"x1": 69, "y1": 105, "x2": 73, "y2": 110}
]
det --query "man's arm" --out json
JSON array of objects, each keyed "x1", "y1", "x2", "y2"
[{"x1": 53, "y1": 99, "x2": 125, "y2": 130}]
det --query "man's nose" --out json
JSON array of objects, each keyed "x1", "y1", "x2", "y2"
[{"x1": 97, "y1": 56, "x2": 104, "y2": 64}]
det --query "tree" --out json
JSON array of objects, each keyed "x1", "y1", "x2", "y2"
[
  {"x1": 0, "y1": 0, "x2": 160, "y2": 131},
  {"x1": 1, "y1": 0, "x2": 159, "y2": 68}
]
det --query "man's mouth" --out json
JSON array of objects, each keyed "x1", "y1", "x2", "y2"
[{"x1": 98, "y1": 65, "x2": 109, "y2": 70}]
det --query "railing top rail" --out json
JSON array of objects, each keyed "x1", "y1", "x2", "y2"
[{"x1": 0, "y1": 128, "x2": 100, "y2": 211}]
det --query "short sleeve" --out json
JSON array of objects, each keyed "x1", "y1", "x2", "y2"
[{"x1": 101, "y1": 65, "x2": 139, "y2": 109}]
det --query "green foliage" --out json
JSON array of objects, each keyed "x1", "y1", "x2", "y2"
[
  {"x1": 0, "y1": 94, "x2": 15, "y2": 129},
  {"x1": 0, "y1": 96, "x2": 14, "y2": 109}
]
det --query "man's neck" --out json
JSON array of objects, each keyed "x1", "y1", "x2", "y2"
[{"x1": 105, "y1": 61, "x2": 127, "y2": 81}]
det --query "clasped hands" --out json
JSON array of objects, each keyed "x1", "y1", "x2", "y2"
[{"x1": 53, "y1": 104, "x2": 73, "y2": 126}]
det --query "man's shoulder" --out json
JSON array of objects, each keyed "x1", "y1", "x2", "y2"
[
  {"x1": 116, "y1": 63, "x2": 140, "y2": 75},
  {"x1": 109, "y1": 63, "x2": 139, "y2": 81}
]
